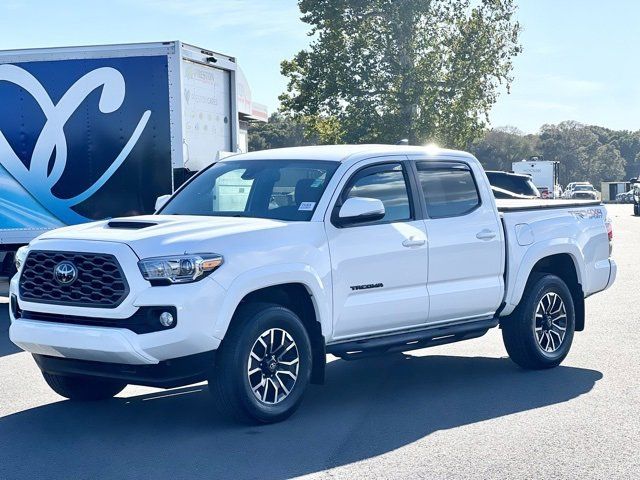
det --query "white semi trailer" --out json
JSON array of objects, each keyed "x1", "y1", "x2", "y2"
[
  {"x1": 0, "y1": 41, "x2": 266, "y2": 273},
  {"x1": 512, "y1": 157, "x2": 560, "y2": 199}
]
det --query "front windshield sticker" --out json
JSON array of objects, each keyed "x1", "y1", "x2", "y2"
[{"x1": 298, "y1": 202, "x2": 316, "y2": 211}]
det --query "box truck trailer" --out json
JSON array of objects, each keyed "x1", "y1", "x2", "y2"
[
  {"x1": 512, "y1": 157, "x2": 561, "y2": 199},
  {"x1": 0, "y1": 41, "x2": 266, "y2": 273}
]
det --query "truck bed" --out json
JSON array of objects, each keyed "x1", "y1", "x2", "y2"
[{"x1": 496, "y1": 199, "x2": 601, "y2": 212}]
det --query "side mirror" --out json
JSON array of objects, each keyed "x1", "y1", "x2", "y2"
[
  {"x1": 155, "y1": 194, "x2": 172, "y2": 212},
  {"x1": 337, "y1": 197, "x2": 385, "y2": 226}
]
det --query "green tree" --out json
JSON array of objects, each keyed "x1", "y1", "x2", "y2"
[
  {"x1": 248, "y1": 113, "x2": 309, "y2": 151},
  {"x1": 538, "y1": 121, "x2": 625, "y2": 187},
  {"x1": 588, "y1": 126, "x2": 640, "y2": 179},
  {"x1": 469, "y1": 126, "x2": 538, "y2": 171},
  {"x1": 280, "y1": 0, "x2": 521, "y2": 147},
  {"x1": 590, "y1": 143, "x2": 626, "y2": 185}
]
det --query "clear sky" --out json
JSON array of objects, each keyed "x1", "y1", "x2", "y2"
[{"x1": 1, "y1": 0, "x2": 639, "y2": 134}]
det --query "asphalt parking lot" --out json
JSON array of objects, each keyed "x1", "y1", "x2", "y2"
[{"x1": 0, "y1": 203, "x2": 638, "y2": 480}]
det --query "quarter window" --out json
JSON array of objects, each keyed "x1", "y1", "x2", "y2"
[
  {"x1": 417, "y1": 163, "x2": 480, "y2": 218},
  {"x1": 342, "y1": 164, "x2": 412, "y2": 223}
]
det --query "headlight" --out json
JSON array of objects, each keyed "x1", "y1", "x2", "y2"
[
  {"x1": 14, "y1": 246, "x2": 29, "y2": 272},
  {"x1": 138, "y1": 254, "x2": 223, "y2": 285}
]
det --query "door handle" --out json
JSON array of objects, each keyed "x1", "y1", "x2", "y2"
[
  {"x1": 476, "y1": 229, "x2": 497, "y2": 241},
  {"x1": 402, "y1": 237, "x2": 426, "y2": 247}
]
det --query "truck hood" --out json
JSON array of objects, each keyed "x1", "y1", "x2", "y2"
[{"x1": 36, "y1": 215, "x2": 290, "y2": 258}]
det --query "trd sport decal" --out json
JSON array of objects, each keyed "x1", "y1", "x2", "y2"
[
  {"x1": 569, "y1": 208, "x2": 604, "y2": 220},
  {"x1": 350, "y1": 283, "x2": 384, "y2": 291}
]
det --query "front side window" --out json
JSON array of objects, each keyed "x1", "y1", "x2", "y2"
[
  {"x1": 417, "y1": 163, "x2": 480, "y2": 219},
  {"x1": 342, "y1": 164, "x2": 411, "y2": 223},
  {"x1": 161, "y1": 160, "x2": 338, "y2": 221}
]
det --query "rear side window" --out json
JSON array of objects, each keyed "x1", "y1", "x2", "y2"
[
  {"x1": 342, "y1": 164, "x2": 411, "y2": 223},
  {"x1": 417, "y1": 163, "x2": 480, "y2": 218}
]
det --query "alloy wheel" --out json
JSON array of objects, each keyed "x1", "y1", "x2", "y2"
[
  {"x1": 247, "y1": 328, "x2": 300, "y2": 404},
  {"x1": 534, "y1": 292, "x2": 567, "y2": 353}
]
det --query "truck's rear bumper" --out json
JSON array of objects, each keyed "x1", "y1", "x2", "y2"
[
  {"x1": 33, "y1": 350, "x2": 216, "y2": 389},
  {"x1": 606, "y1": 259, "x2": 617, "y2": 290}
]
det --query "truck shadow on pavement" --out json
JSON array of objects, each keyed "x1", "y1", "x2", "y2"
[{"x1": 0, "y1": 354, "x2": 602, "y2": 480}]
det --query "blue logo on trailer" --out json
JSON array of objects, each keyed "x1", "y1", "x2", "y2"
[{"x1": 0, "y1": 56, "x2": 171, "y2": 229}]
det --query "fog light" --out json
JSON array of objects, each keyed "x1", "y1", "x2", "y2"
[{"x1": 159, "y1": 311, "x2": 174, "y2": 327}]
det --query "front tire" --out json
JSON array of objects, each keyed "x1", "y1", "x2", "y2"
[
  {"x1": 209, "y1": 303, "x2": 312, "y2": 424},
  {"x1": 634, "y1": 203, "x2": 639, "y2": 216},
  {"x1": 502, "y1": 274, "x2": 575, "y2": 369},
  {"x1": 42, "y1": 372, "x2": 126, "y2": 401}
]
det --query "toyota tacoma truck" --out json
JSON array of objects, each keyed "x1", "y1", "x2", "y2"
[{"x1": 9, "y1": 145, "x2": 617, "y2": 424}]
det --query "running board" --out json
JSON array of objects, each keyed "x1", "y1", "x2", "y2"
[{"x1": 326, "y1": 318, "x2": 499, "y2": 360}]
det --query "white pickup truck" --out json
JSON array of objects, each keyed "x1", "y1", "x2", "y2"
[{"x1": 9, "y1": 145, "x2": 616, "y2": 423}]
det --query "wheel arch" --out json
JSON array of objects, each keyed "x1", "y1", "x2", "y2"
[
  {"x1": 212, "y1": 265, "x2": 330, "y2": 384},
  {"x1": 507, "y1": 250, "x2": 585, "y2": 331}
]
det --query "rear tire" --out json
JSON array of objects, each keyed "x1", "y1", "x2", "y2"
[
  {"x1": 209, "y1": 303, "x2": 312, "y2": 424},
  {"x1": 502, "y1": 274, "x2": 575, "y2": 370},
  {"x1": 42, "y1": 372, "x2": 126, "y2": 401},
  {"x1": 634, "y1": 203, "x2": 639, "y2": 216}
]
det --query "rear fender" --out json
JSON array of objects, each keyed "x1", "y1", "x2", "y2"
[{"x1": 503, "y1": 240, "x2": 585, "y2": 316}]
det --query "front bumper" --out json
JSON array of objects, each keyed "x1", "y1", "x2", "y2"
[
  {"x1": 9, "y1": 239, "x2": 225, "y2": 365},
  {"x1": 33, "y1": 350, "x2": 216, "y2": 388}
]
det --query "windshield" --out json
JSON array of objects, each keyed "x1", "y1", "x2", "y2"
[
  {"x1": 160, "y1": 160, "x2": 339, "y2": 221},
  {"x1": 574, "y1": 185, "x2": 594, "y2": 191}
]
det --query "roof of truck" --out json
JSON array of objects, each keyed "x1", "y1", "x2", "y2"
[{"x1": 225, "y1": 144, "x2": 475, "y2": 164}]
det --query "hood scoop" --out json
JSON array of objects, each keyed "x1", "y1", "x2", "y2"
[{"x1": 107, "y1": 220, "x2": 158, "y2": 230}]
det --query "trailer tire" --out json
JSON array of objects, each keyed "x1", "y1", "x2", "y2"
[{"x1": 502, "y1": 274, "x2": 575, "y2": 370}]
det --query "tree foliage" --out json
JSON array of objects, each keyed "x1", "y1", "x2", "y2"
[
  {"x1": 538, "y1": 121, "x2": 626, "y2": 186},
  {"x1": 248, "y1": 113, "x2": 308, "y2": 151},
  {"x1": 469, "y1": 126, "x2": 537, "y2": 171},
  {"x1": 280, "y1": 0, "x2": 521, "y2": 147},
  {"x1": 470, "y1": 121, "x2": 635, "y2": 188}
]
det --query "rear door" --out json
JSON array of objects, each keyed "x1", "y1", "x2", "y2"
[
  {"x1": 414, "y1": 160, "x2": 504, "y2": 323},
  {"x1": 326, "y1": 159, "x2": 429, "y2": 340}
]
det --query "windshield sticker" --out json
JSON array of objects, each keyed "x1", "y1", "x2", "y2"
[{"x1": 298, "y1": 202, "x2": 316, "y2": 211}]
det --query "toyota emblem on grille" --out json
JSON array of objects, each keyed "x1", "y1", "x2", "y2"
[{"x1": 54, "y1": 261, "x2": 78, "y2": 285}]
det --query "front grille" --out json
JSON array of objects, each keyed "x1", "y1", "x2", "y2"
[
  {"x1": 19, "y1": 251, "x2": 129, "y2": 308},
  {"x1": 573, "y1": 193, "x2": 594, "y2": 199}
]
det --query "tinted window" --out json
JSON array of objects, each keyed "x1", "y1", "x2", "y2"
[
  {"x1": 161, "y1": 160, "x2": 338, "y2": 221},
  {"x1": 417, "y1": 163, "x2": 480, "y2": 218},
  {"x1": 486, "y1": 171, "x2": 539, "y2": 197},
  {"x1": 343, "y1": 164, "x2": 411, "y2": 222}
]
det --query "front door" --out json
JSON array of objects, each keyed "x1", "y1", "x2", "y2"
[{"x1": 326, "y1": 161, "x2": 429, "y2": 340}]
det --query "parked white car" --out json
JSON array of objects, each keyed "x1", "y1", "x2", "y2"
[
  {"x1": 568, "y1": 184, "x2": 598, "y2": 200},
  {"x1": 9, "y1": 145, "x2": 616, "y2": 423},
  {"x1": 564, "y1": 182, "x2": 592, "y2": 199}
]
